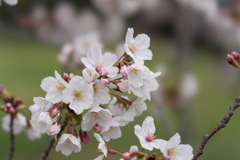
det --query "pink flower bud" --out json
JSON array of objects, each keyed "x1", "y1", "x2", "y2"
[
  {"x1": 9, "y1": 107, "x2": 15, "y2": 113},
  {"x1": 100, "y1": 70, "x2": 108, "y2": 77},
  {"x1": 82, "y1": 131, "x2": 90, "y2": 144},
  {"x1": 63, "y1": 72, "x2": 69, "y2": 83},
  {"x1": 49, "y1": 123, "x2": 61, "y2": 136},
  {"x1": 120, "y1": 65, "x2": 128, "y2": 78},
  {"x1": 227, "y1": 54, "x2": 237, "y2": 67},
  {"x1": 69, "y1": 73, "x2": 74, "y2": 79},
  {"x1": 122, "y1": 152, "x2": 130, "y2": 159},
  {"x1": 101, "y1": 78, "x2": 110, "y2": 85},
  {"x1": 117, "y1": 80, "x2": 131, "y2": 92},
  {"x1": 16, "y1": 98, "x2": 23, "y2": 105},
  {"x1": 52, "y1": 105, "x2": 62, "y2": 116},
  {"x1": 231, "y1": 51, "x2": 239, "y2": 59},
  {"x1": 94, "y1": 124, "x2": 102, "y2": 132},
  {"x1": 6, "y1": 103, "x2": 12, "y2": 108}
]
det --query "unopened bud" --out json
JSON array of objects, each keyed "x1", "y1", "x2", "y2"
[
  {"x1": 101, "y1": 78, "x2": 110, "y2": 85},
  {"x1": 94, "y1": 124, "x2": 102, "y2": 132},
  {"x1": 52, "y1": 105, "x2": 62, "y2": 116},
  {"x1": 122, "y1": 152, "x2": 130, "y2": 159},
  {"x1": 63, "y1": 73, "x2": 70, "y2": 83},
  {"x1": 6, "y1": 103, "x2": 12, "y2": 108},
  {"x1": 120, "y1": 65, "x2": 128, "y2": 78},
  {"x1": 69, "y1": 73, "x2": 74, "y2": 79},
  {"x1": 117, "y1": 80, "x2": 131, "y2": 92},
  {"x1": 49, "y1": 123, "x2": 61, "y2": 136},
  {"x1": 100, "y1": 70, "x2": 108, "y2": 77},
  {"x1": 231, "y1": 51, "x2": 240, "y2": 61},
  {"x1": 227, "y1": 54, "x2": 238, "y2": 68}
]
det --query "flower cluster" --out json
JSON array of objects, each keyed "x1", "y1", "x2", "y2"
[
  {"x1": 94, "y1": 116, "x2": 194, "y2": 160},
  {"x1": 0, "y1": 86, "x2": 41, "y2": 141},
  {"x1": 58, "y1": 32, "x2": 102, "y2": 68},
  {"x1": 30, "y1": 28, "x2": 160, "y2": 156},
  {"x1": 0, "y1": 0, "x2": 18, "y2": 6}
]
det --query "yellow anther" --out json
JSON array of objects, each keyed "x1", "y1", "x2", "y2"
[
  {"x1": 93, "y1": 86, "x2": 98, "y2": 94},
  {"x1": 168, "y1": 148, "x2": 178, "y2": 156},
  {"x1": 94, "y1": 113, "x2": 102, "y2": 120},
  {"x1": 133, "y1": 68, "x2": 141, "y2": 75},
  {"x1": 56, "y1": 84, "x2": 65, "y2": 92},
  {"x1": 74, "y1": 91, "x2": 82, "y2": 100},
  {"x1": 130, "y1": 45, "x2": 139, "y2": 53}
]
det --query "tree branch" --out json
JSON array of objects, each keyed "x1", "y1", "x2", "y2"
[
  {"x1": 41, "y1": 121, "x2": 67, "y2": 160},
  {"x1": 192, "y1": 97, "x2": 240, "y2": 160},
  {"x1": 8, "y1": 113, "x2": 15, "y2": 160}
]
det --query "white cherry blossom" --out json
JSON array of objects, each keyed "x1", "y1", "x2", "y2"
[
  {"x1": 94, "y1": 133, "x2": 107, "y2": 157},
  {"x1": 124, "y1": 28, "x2": 152, "y2": 64},
  {"x1": 56, "y1": 133, "x2": 81, "y2": 156},
  {"x1": 159, "y1": 133, "x2": 194, "y2": 160},
  {"x1": 128, "y1": 63, "x2": 161, "y2": 100},
  {"x1": 0, "y1": 0, "x2": 18, "y2": 5},
  {"x1": 134, "y1": 116, "x2": 165, "y2": 151},
  {"x1": 30, "y1": 112, "x2": 52, "y2": 134},
  {"x1": 92, "y1": 80, "x2": 111, "y2": 106},
  {"x1": 41, "y1": 70, "x2": 69, "y2": 103},
  {"x1": 2, "y1": 113, "x2": 27, "y2": 134},
  {"x1": 81, "y1": 47, "x2": 118, "y2": 78},
  {"x1": 64, "y1": 75, "x2": 94, "y2": 114},
  {"x1": 82, "y1": 66, "x2": 98, "y2": 83},
  {"x1": 29, "y1": 97, "x2": 53, "y2": 114},
  {"x1": 81, "y1": 106, "x2": 119, "y2": 132},
  {"x1": 25, "y1": 125, "x2": 41, "y2": 141},
  {"x1": 101, "y1": 125, "x2": 122, "y2": 142}
]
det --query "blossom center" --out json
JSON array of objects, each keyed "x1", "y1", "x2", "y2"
[
  {"x1": 130, "y1": 45, "x2": 139, "y2": 53},
  {"x1": 133, "y1": 68, "x2": 141, "y2": 75},
  {"x1": 56, "y1": 84, "x2": 65, "y2": 92},
  {"x1": 96, "y1": 63, "x2": 103, "y2": 72},
  {"x1": 74, "y1": 91, "x2": 82, "y2": 100},
  {"x1": 93, "y1": 86, "x2": 98, "y2": 94},
  {"x1": 94, "y1": 113, "x2": 102, "y2": 120},
  {"x1": 64, "y1": 138, "x2": 73, "y2": 146},
  {"x1": 145, "y1": 133, "x2": 154, "y2": 142},
  {"x1": 168, "y1": 148, "x2": 178, "y2": 156}
]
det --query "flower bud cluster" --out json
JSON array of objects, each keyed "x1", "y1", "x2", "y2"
[
  {"x1": 0, "y1": 86, "x2": 41, "y2": 140},
  {"x1": 30, "y1": 28, "x2": 160, "y2": 156}
]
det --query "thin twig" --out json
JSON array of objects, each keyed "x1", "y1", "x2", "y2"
[
  {"x1": 8, "y1": 113, "x2": 15, "y2": 160},
  {"x1": 41, "y1": 121, "x2": 67, "y2": 160},
  {"x1": 192, "y1": 97, "x2": 240, "y2": 160}
]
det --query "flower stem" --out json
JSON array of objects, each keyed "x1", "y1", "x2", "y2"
[
  {"x1": 8, "y1": 113, "x2": 15, "y2": 160},
  {"x1": 41, "y1": 121, "x2": 67, "y2": 160},
  {"x1": 192, "y1": 97, "x2": 240, "y2": 160}
]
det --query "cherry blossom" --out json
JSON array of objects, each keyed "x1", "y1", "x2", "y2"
[
  {"x1": 64, "y1": 75, "x2": 94, "y2": 114},
  {"x1": 2, "y1": 113, "x2": 27, "y2": 134},
  {"x1": 56, "y1": 133, "x2": 81, "y2": 156},
  {"x1": 94, "y1": 133, "x2": 108, "y2": 157},
  {"x1": 159, "y1": 133, "x2": 194, "y2": 160},
  {"x1": 41, "y1": 70, "x2": 69, "y2": 103},
  {"x1": 81, "y1": 47, "x2": 118, "y2": 78},
  {"x1": 134, "y1": 116, "x2": 165, "y2": 151},
  {"x1": 124, "y1": 28, "x2": 152, "y2": 64}
]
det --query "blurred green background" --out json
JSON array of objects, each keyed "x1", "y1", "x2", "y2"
[
  {"x1": 1, "y1": 0, "x2": 240, "y2": 160},
  {"x1": 0, "y1": 31, "x2": 240, "y2": 160}
]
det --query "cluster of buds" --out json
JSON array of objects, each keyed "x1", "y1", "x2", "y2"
[
  {"x1": 227, "y1": 51, "x2": 240, "y2": 69},
  {"x1": 30, "y1": 28, "x2": 160, "y2": 156},
  {"x1": 0, "y1": 86, "x2": 41, "y2": 140},
  {"x1": 94, "y1": 116, "x2": 194, "y2": 160}
]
